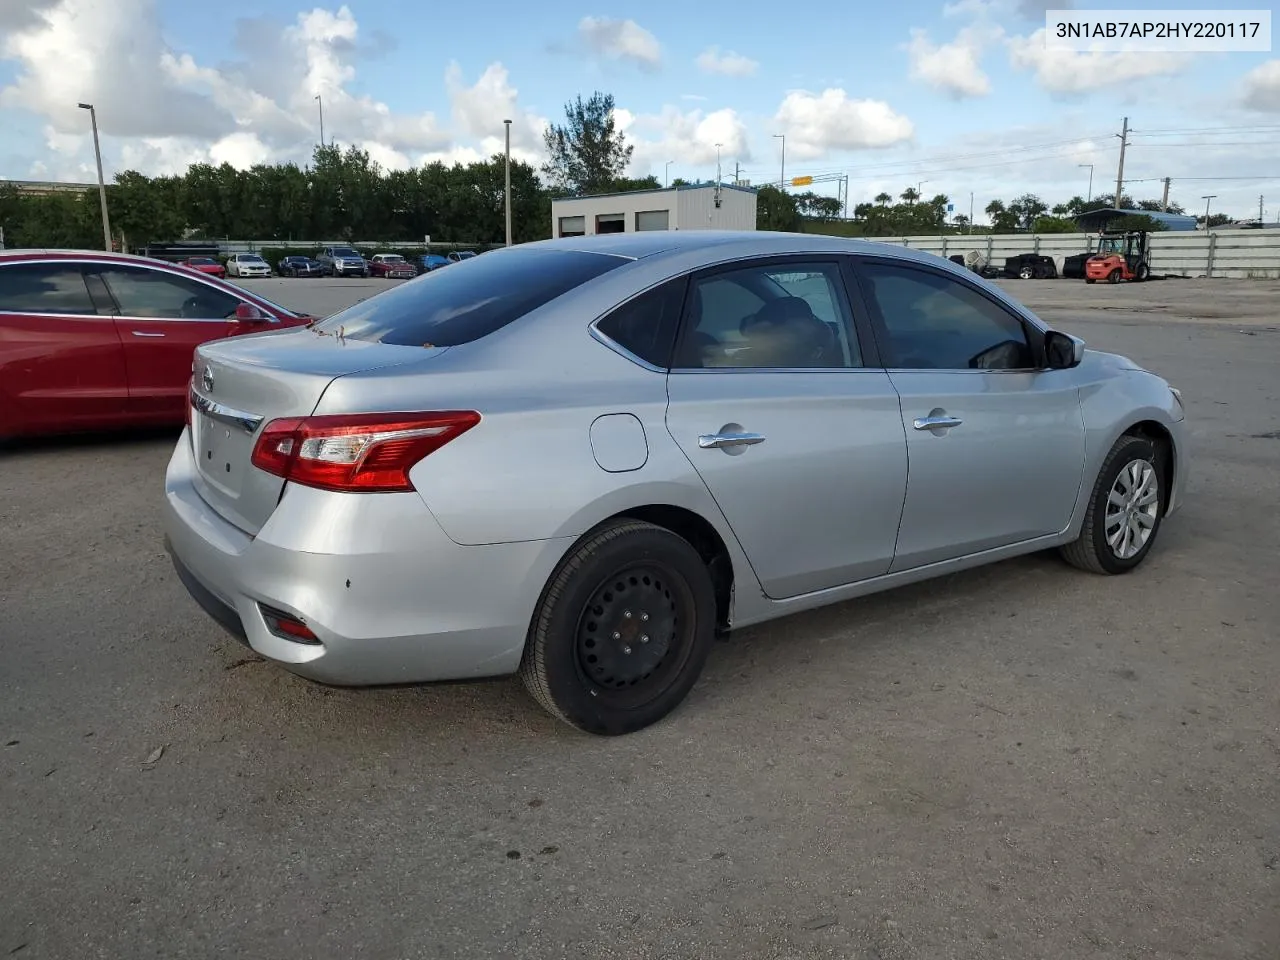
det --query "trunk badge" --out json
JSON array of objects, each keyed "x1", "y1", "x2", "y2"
[{"x1": 201, "y1": 366, "x2": 215, "y2": 393}]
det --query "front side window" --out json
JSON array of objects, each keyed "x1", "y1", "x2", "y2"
[
  {"x1": 311, "y1": 248, "x2": 626, "y2": 346},
  {"x1": 673, "y1": 261, "x2": 861, "y2": 370},
  {"x1": 97, "y1": 266, "x2": 241, "y2": 320},
  {"x1": 857, "y1": 261, "x2": 1033, "y2": 370},
  {"x1": 0, "y1": 263, "x2": 98, "y2": 315}
]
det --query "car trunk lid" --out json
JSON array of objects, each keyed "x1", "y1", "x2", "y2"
[{"x1": 189, "y1": 327, "x2": 447, "y2": 534}]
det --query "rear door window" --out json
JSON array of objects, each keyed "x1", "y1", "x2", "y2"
[
  {"x1": 0, "y1": 263, "x2": 99, "y2": 315},
  {"x1": 312, "y1": 248, "x2": 627, "y2": 346},
  {"x1": 595, "y1": 278, "x2": 687, "y2": 368}
]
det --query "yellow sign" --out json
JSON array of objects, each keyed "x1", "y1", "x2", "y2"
[{"x1": 791, "y1": 176, "x2": 813, "y2": 186}]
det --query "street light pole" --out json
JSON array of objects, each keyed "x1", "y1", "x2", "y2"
[
  {"x1": 664, "y1": 160, "x2": 673, "y2": 187},
  {"x1": 314, "y1": 94, "x2": 324, "y2": 146},
  {"x1": 772, "y1": 134, "x2": 785, "y2": 188},
  {"x1": 503, "y1": 119, "x2": 513, "y2": 247},
  {"x1": 1202, "y1": 194, "x2": 1217, "y2": 227},
  {"x1": 1078, "y1": 163, "x2": 1093, "y2": 202},
  {"x1": 77, "y1": 102, "x2": 111, "y2": 251}
]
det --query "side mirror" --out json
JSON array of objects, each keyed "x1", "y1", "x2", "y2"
[
  {"x1": 1045, "y1": 330, "x2": 1085, "y2": 369},
  {"x1": 233, "y1": 302, "x2": 268, "y2": 323}
]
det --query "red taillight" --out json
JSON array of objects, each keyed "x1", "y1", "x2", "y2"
[{"x1": 249, "y1": 411, "x2": 481, "y2": 493}]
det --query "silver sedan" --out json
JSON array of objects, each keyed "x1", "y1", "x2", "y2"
[{"x1": 163, "y1": 231, "x2": 1188, "y2": 735}]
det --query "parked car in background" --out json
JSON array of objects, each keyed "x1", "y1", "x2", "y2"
[
  {"x1": 226, "y1": 253, "x2": 272, "y2": 278},
  {"x1": 447, "y1": 250, "x2": 478, "y2": 263},
  {"x1": 368, "y1": 253, "x2": 418, "y2": 279},
  {"x1": 163, "y1": 231, "x2": 1187, "y2": 737},
  {"x1": 178, "y1": 256, "x2": 226, "y2": 279},
  {"x1": 316, "y1": 246, "x2": 369, "y2": 278},
  {"x1": 278, "y1": 256, "x2": 323, "y2": 278},
  {"x1": 414, "y1": 253, "x2": 451, "y2": 274},
  {"x1": 0, "y1": 249, "x2": 313, "y2": 439}
]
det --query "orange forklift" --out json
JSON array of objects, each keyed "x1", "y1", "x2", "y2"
[{"x1": 1084, "y1": 231, "x2": 1151, "y2": 283}]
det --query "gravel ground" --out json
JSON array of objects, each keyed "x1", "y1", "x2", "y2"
[{"x1": 2, "y1": 276, "x2": 1277, "y2": 959}]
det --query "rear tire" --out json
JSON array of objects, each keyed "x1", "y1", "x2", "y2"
[
  {"x1": 1085, "y1": 278, "x2": 1096, "y2": 284},
  {"x1": 1135, "y1": 262, "x2": 1151, "y2": 281},
  {"x1": 1060, "y1": 435, "x2": 1164, "y2": 575},
  {"x1": 1107, "y1": 269, "x2": 1121, "y2": 284},
  {"x1": 520, "y1": 519, "x2": 717, "y2": 735}
]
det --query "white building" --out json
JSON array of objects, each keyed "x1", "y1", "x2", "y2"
[{"x1": 550, "y1": 184, "x2": 757, "y2": 239}]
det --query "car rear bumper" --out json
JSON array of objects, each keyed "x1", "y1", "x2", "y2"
[{"x1": 162, "y1": 430, "x2": 572, "y2": 685}]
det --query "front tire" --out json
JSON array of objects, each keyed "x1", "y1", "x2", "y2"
[
  {"x1": 520, "y1": 519, "x2": 717, "y2": 735},
  {"x1": 1107, "y1": 269, "x2": 1121, "y2": 284},
  {"x1": 1060, "y1": 435, "x2": 1165, "y2": 575}
]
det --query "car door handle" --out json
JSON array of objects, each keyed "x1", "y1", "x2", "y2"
[
  {"x1": 913, "y1": 415, "x2": 963, "y2": 430},
  {"x1": 131, "y1": 330, "x2": 165, "y2": 338},
  {"x1": 698, "y1": 431, "x2": 766, "y2": 449}
]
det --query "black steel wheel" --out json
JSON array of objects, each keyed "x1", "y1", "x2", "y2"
[{"x1": 520, "y1": 519, "x2": 717, "y2": 735}]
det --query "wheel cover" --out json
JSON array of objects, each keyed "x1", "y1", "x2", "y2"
[
  {"x1": 574, "y1": 562, "x2": 692, "y2": 700},
  {"x1": 1105, "y1": 458, "x2": 1159, "y2": 559}
]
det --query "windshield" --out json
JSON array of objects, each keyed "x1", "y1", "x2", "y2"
[
  {"x1": 333, "y1": 248, "x2": 360, "y2": 258},
  {"x1": 242, "y1": 255, "x2": 265, "y2": 263},
  {"x1": 312, "y1": 248, "x2": 625, "y2": 346},
  {"x1": 381, "y1": 254, "x2": 404, "y2": 262},
  {"x1": 189, "y1": 257, "x2": 214, "y2": 264}
]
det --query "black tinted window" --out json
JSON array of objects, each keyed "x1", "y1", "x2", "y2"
[
  {"x1": 98, "y1": 265, "x2": 241, "y2": 319},
  {"x1": 674, "y1": 262, "x2": 861, "y2": 369},
  {"x1": 596, "y1": 279, "x2": 686, "y2": 368},
  {"x1": 858, "y1": 262, "x2": 1032, "y2": 370},
  {"x1": 314, "y1": 248, "x2": 626, "y2": 346},
  {"x1": 0, "y1": 263, "x2": 97, "y2": 315}
]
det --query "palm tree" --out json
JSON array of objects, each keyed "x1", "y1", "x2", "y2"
[
  {"x1": 874, "y1": 192, "x2": 892, "y2": 206},
  {"x1": 900, "y1": 187, "x2": 920, "y2": 205}
]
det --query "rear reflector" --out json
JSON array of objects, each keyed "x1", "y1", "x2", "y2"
[
  {"x1": 259, "y1": 604, "x2": 320, "y2": 644},
  {"x1": 250, "y1": 411, "x2": 481, "y2": 493}
]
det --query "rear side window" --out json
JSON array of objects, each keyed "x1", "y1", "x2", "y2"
[
  {"x1": 0, "y1": 263, "x2": 98, "y2": 315},
  {"x1": 313, "y1": 248, "x2": 627, "y2": 346},
  {"x1": 595, "y1": 278, "x2": 687, "y2": 368}
]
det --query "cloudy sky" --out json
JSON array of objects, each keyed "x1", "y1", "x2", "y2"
[{"x1": 1, "y1": 0, "x2": 1278, "y2": 221}]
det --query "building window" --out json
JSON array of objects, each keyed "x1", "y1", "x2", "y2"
[
  {"x1": 635, "y1": 210, "x2": 670, "y2": 232},
  {"x1": 596, "y1": 213, "x2": 625, "y2": 234},
  {"x1": 558, "y1": 216, "x2": 585, "y2": 238}
]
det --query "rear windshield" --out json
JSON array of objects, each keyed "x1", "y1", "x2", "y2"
[{"x1": 311, "y1": 248, "x2": 627, "y2": 346}]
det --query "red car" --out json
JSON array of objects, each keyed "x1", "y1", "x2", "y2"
[
  {"x1": 0, "y1": 249, "x2": 314, "y2": 439},
  {"x1": 178, "y1": 256, "x2": 227, "y2": 279},
  {"x1": 367, "y1": 253, "x2": 418, "y2": 279}
]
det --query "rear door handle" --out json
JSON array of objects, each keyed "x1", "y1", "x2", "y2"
[
  {"x1": 698, "y1": 431, "x2": 766, "y2": 449},
  {"x1": 131, "y1": 330, "x2": 165, "y2": 338},
  {"x1": 913, "y1": 415, "x2": 963, "y2": 430}
]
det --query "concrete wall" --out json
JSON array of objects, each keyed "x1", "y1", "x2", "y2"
[
  {"x1": 551, "y1": 187, "x2": 757, "y2": 237},
  {"x1": 867, "y1": 230, "x2": 1280, "y2": 279}
]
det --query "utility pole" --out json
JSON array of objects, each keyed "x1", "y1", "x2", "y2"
[
  {"x1": 1260, "y1": 195, "x2": 1265, "y2": 223},
  {"x1": 664, "y1": 160, "x2": 672, "y2": 187},
  {"x1": 1078, "y1": 163, "x2": 1094, "y2": 203},
  {"x1": 969, "y1": 191, "x2": 974, "y2": 234},
  {"x1": 77, "y1": 102, "x2": 111, "y2": 251},
  {"x1": 734, "y1": 161, "x2": 740, "y2": 185},
  {"x1": 1161, "y1": 177, "x2": 1171, "y2": 212},
  {"x1": 315, "y1": 94, "x2": 324, "y2": 147},
  {"x1": 503, "y1": 119, "x2": 512, "y2": 247},
  {"x1": 772, "y1": 133, "x2": 785, "y2": 188},
  {"x1": 1114, "y1": 116, "x2": 1129, "y2": 209}
]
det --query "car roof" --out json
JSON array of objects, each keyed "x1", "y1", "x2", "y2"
[
  {"x1": 0, "y1": 248, "x2": 188, "y2": 268},
  {"x1": 511, "y1": 230, "x2": 920, "y2": 261}
]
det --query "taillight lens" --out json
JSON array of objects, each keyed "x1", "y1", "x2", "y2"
[{"x1": 250, "y1": 411, "x2": 480, "y2": 493}]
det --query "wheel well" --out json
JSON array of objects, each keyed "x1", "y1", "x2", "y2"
[
  {"x1": 1122, "y1": 420, "x2": 1174, "y2": 514},
  {"x1": 610, "y1": 505, "x2": 734, "y2": 633}
]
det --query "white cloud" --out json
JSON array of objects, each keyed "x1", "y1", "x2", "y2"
[
  {"x1": 1007, "y1": 27, "x2": 1189, "y2": 94},
  {"x1": 0, "y1": 0, "x2": 544, "y2": 178},
  {"x1": 696, "y1": 46, "x2": 758, "y2": 77},
  {"x1": 1242, "y1": 59, "x2": 1280, "y2": 112},
  {"x1": 774, "y1": 89, "x2": 914, "y2": 159},
  {"x1": 618, "y1": 105, "x2": 751, "y2": 178},
  {"x1": 578, "y1": 16, "x2": 661, "y2": 70},
  {"x1": 906, "y1": 25, "x2": 999, "y2": 98}
]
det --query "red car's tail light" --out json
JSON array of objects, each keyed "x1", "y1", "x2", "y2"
[{"x1": 250, "y1": 411, "x2": 481, "y2": 493}]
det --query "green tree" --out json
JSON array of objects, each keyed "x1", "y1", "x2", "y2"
[
  {"x1": 756, "y1": 184, "x2": 800, "y2": 231},
  {"x1": 541, "y1": 91, "x2": 634, "y2": 195},
  {"x1": 874, "y1": 192, "x2": 893, "y2": 206}
]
